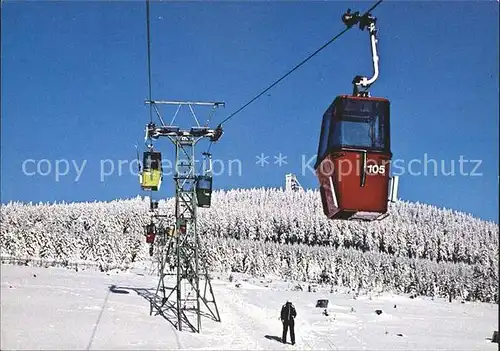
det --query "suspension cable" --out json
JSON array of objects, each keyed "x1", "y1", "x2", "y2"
[
  {"x1": 217, "y1": 28, "x2": 350, "y2": 126},
  {"x1": 146, "y1": 0, "x2": 153, "y2": 124},
  {"x1": 217, "y1": 0, "x2": 383, "y2": 127},
  {"x1": 145, "y1": 0, "x2": 155, "y2": 205},
  {"x1": 197, "y1": 0, "x2": 384, "y2": 169},
  {"x1": 200, "y1": 23, "x2": 352, "y2": 169}
]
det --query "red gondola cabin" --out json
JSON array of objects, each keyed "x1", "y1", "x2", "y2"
[
  {"x1": 146, "y1": 223, "x2": 156, "y2": 244},
  {"x1": 314, "y1": 95, "x2": 392, "y2": 221}
]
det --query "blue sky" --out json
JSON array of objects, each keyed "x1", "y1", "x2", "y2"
[{"x1": 1, "y1": 1, "x2": 498, "y2": 223}]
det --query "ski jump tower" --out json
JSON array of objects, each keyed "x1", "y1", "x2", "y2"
[{"x1": 285, "y1": 173, "x2": 303, "y2": 192}]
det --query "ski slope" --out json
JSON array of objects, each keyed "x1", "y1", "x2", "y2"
[{"x1": 1, "y1": 264, "x2": 497, "y2": 350}]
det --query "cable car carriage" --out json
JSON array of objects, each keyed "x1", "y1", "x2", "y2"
[
  {"x1": 145, "y1": 222, "x2": 156, "y2": 244},
  {"x1": 194, "y1": 128, "x2": 223, "y2": 209},
  {"x1": 314, "y1": 10, "x2": 398, "y2": 221},
  {"x1": 196, "y1": 152, "x2": 214, "y2": 208},
  {"x1": 140, "y1": 150, "x2": 163, "y2": 191}
]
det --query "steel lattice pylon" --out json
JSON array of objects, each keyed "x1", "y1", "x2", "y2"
[{"x1": 144, "y1": 100, "x2": 223, "y2": 333}]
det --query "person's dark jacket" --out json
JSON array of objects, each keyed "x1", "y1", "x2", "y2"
[{"x1": 280, "y1": 302, "x2": 297, "y2": 322}]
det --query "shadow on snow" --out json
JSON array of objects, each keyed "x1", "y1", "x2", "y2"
[{"x1": 108, "y1": 284, "x2": 218, "y2": 333}]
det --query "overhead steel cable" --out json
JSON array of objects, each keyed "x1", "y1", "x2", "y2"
[
  {"x1": 145, "y1": 0, "x2": 154, "y2": 201},
  {"x1": 199, "y1": 0, "x2": 384, "y2": 163},
  {"x1": 146, "y1": 0, "x2": 153, "y2": 124},
  {"x1": 216, "y1": 0, "x2": 384, "y2": 127},
  {"x1": 217, "y1": 27, "x2": 350, "y2": 126}
]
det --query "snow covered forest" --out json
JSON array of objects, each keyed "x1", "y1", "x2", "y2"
[{"x1": 1, "y1": 188, "x2": 498, "y2": 303}]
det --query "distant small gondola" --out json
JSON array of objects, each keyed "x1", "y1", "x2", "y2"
[
  {"x1": 140, "y1": 150, "x2": 162, "y2": 191},
  {"x1": 195, "y1": 152, "x2": 214, "y2": 208}
]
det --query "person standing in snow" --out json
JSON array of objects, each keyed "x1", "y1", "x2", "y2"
[{"x1": 280, "y1": 300, "x2": 296, "y2": 345}]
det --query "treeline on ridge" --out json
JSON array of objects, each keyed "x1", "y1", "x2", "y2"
[{"x1": 0, "y1": 189, "x2": 497, "y2": 302}]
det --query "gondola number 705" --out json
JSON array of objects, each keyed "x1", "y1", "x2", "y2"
[{"x1": 366, "y1": 165, "x2": 385, "y2": 175}]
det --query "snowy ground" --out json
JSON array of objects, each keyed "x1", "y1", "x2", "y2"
[{"x1": 1, "y1": 264, "x2": 498, "y2": 350}]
